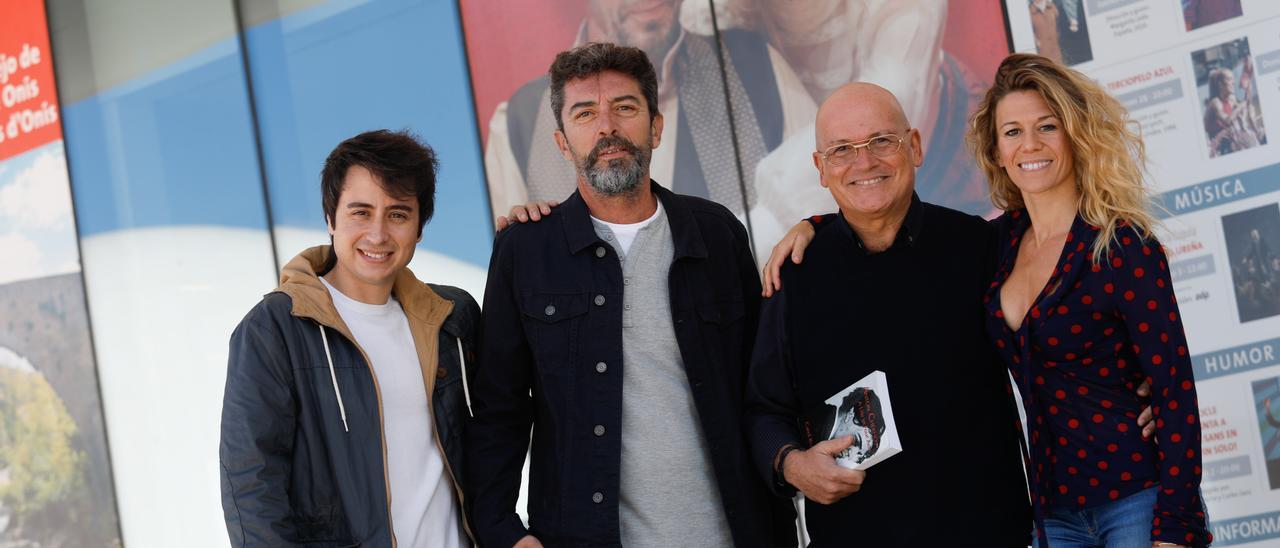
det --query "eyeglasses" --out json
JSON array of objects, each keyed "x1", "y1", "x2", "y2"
[{"x1": 818, "y1": 132, "x2": 908, "y2": 167}]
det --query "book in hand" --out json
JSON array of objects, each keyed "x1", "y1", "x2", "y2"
[{"x1": 821, "y1": 370, "x2": 902, "y2": 470}]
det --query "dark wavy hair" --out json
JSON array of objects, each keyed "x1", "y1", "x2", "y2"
[
  {"x1": 318, "y1": 129, "x2": 439, "y2": 273},
  {"x1": 547, "y1": 42, "x2": 660, "y2": 132}
]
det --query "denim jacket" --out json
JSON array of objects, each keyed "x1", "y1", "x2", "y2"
[{"x1": 466, "y1": 183, "x2": 795, "y2": 547}]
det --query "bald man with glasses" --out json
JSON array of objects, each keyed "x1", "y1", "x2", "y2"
[{"x1": 744, "y1": 83, "x2": 1032, "y2": 546}]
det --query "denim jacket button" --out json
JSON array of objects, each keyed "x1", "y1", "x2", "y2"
[
  {"x1": 595, "y1": 246, "x2": 607, "y2": 258},
  {"x1": 594, "y1": 295, "x2": 606, "y2": 306},
  {"x1": 544, "y1": 304, "x2": 556, "y2": 316},
  {"x1": 593, "y1": 424, "x2": 606, "y2": 436},
  {"x1": 595, "y1": 362, "x2": 607, "y2": 373},
  {"x1": 592, "y1": 492, "x2": 604, "y2": 503}
]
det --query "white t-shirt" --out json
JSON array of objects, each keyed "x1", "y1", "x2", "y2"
[
  {"x1": 321, "y1": 277, "x2": 464, "y2": 548},
  {"x1": 591, "y1": 200, "x2": 664, "y2": 256}
]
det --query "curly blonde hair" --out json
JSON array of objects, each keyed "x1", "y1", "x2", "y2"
[{"x1": 966, "y1": 53, "x2": 1158, "y2": 259}]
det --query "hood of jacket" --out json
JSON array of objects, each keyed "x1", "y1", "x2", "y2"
[{"x1": 276, "y1": 245, "x2": 453, "y2": 331}]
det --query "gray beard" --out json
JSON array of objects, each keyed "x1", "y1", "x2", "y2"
[
  {"x1": 585, "y1": 157, "x2": 647, "y2": 196},
  {"x1": 575, "y1": 136, "x2": 652, "y2": 197}
]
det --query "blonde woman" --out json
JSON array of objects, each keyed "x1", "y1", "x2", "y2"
[
  {"x1": 762, "y1": 54, "x2": 1210, "y2": 547},
  {"x1": 969, "y1": 53, "x2": 1208, "y2": 548}
]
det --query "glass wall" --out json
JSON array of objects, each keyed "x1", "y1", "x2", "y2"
[
  {"x1": 47, "y1": 0, "x2": 275, "y2": 545},
  {"x1": 44, "y1": 0, "x2": 494, "y2": 545}
]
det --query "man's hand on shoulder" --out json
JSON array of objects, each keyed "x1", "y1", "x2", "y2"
[
  {"x1": 496, "y1": 200, "x2": 559, "y2": 231},
  {"x1": 781, "y1": 436, "x2": 866, "y2": 504},
  {"x1": 762, "y1": 219, "x2": 817, "y2": 297}
]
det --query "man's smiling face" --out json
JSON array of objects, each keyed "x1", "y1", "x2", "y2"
[
  {"x1": 555, "y1": 69, "x2": 663, "y2": 197},
  {"x1": 325, "y1": 164, "x2": 420, "y2": 303},
  {"x1": 813, "y1": 84, "x2": 922, "y2": 222}
]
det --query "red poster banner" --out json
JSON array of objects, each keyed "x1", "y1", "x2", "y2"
[
  {"x1": 0, "y1": 0, "x2": 62, "y2": 162},
  {"x1": 461, "y1": 1, "x2": 1010, "y2": 145}
]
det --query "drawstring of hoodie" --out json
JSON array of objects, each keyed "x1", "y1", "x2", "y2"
[
  {"x1": 316, "y1": 320, "x2": 469, "y2": 428},
  {"x1": 318, "y1": 324, "x2": 350, "y2": 432},
  {"x1": 457, "y1": 337, "x2": 473, "y2": 417}
]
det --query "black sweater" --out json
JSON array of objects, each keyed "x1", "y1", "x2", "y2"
[{"x1": 746, "y1": 197, "x2": 1031, "y2": 546}]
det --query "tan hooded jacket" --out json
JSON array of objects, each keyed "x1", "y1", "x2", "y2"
[{"x1": 220, "y1": 245, "x2": 477, "y2": 546}]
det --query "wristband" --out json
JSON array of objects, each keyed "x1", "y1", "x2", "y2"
[{"x1": 775, "y1": 444, "x2": 800, "y2": 486}]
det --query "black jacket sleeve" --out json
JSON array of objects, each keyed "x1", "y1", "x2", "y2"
[
  {"x1": 733, "y1": 213, "x2": 764, "y2": 375},
  {"x1": 219, "y1": 302, "x2": 301, "y2": 547},
  {"x1": 745, "y1": 289, "x2": 805, "y2": 499},
  {"x1": 732, "y1": 221, "x2": 800, "y2": 546},
  {"x1": 466, "y1": 230, "x2": 536, "y2": 547}
]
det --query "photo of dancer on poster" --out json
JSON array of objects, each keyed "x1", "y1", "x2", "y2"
[
  {"x1": 1029, "y1": 0, "x2": 1063, "y2": 63},
  {"x1": 1027, "y1": 0, "x2": 1092, "y2": 66},
  {"x1": 1252, "y1": 376, "x2": 1280, "y2": 490},
  {"x1": 1194, "y1": 38, "x2": 1267, "y2": 158},
  {"x1": 1223, "y1": 203, "x2": 1280, "y2": 322},
  {"x1": 1055, "y1": 0, "x2": 1092, "y2": 65}
]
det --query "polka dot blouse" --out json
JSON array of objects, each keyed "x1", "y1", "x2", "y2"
[{"x1": 985, "y1": 210, "x2": 1211, "y2": 546}]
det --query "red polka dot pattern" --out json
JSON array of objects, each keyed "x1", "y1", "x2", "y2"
[{"x1": 985, "y1": 212, "x2": 1208, "y2": 546}]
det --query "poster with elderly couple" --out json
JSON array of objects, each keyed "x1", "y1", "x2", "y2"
[{"x1": 460, "y1": 0, "x2": 1012, "y2": 262}]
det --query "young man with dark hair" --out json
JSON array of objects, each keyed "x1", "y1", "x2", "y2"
[
  {"x1": 467, "y1": 43, "x2": 795, "y2": 548},
  {"x1": 220, "y1": 129, "x2": 479, "y2": 547}
]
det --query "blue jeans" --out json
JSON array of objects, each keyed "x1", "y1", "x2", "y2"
[{"x1": 1033, "y1": 487, "x2": 1157, "y2": 548}]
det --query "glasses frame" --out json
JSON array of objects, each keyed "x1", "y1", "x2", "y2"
[{"x1": 818, "y1": 131, "x2": 909, "y2": 167}]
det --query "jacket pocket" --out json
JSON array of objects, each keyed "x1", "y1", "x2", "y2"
[
  {"x1": 518, "y1": 292, "x2": 589, "y2": 368},
  {"x1": 520, "y1": 292, "x2": 590, "y2": 324},
  {"x1": 695, "y1": 298, "x2": 747, "y2": 380}
]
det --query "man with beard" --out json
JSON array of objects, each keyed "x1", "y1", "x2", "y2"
[
  {"x1": 467, "y1": 42, "x2": 796, "y2": 547},
  {"x1": 483, "y1": 0, "x2": 815, "y2": 223}
]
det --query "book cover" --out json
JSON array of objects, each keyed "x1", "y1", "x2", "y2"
[{"x1": 822, "y1": 370, "x2": 902, "y2": 470}]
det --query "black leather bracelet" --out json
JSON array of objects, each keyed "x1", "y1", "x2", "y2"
[{"x1": 775, "y1": 445, "x2": 800, "y2": 487}]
